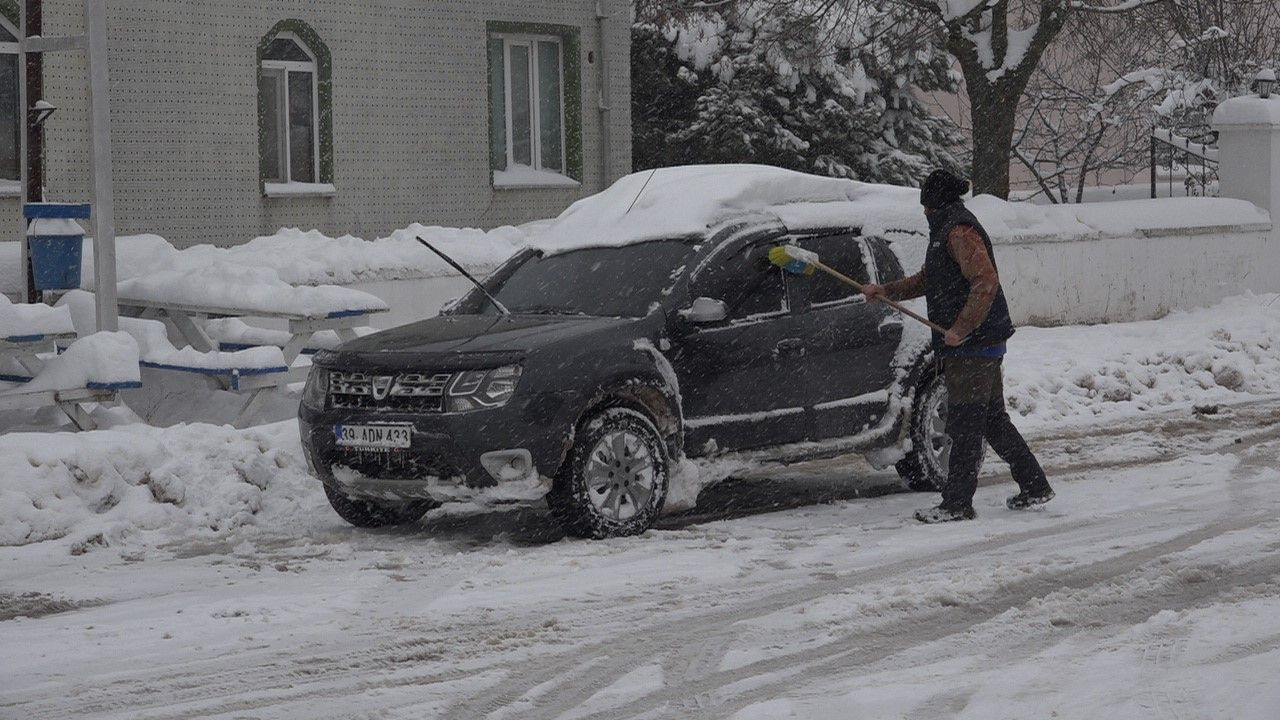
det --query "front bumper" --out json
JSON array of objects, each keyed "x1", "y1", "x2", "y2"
[{"x1": 299, "y1": 390, "x2": 581, "y2": 503}]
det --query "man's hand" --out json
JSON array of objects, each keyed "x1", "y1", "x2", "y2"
[
  {"x1": 943, "y1": 329, "x2": 965, "y2": 347},
  {"x1": 863, "y1": 283, "x2": 887, "y2": 302}
]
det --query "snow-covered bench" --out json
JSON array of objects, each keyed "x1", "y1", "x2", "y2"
[
  {"x1": 60, "y1": 291, "x2": 298, "y2": 426},
  {"x1": 80, "y1": 265, "x2": 386, "y2": 426},
  {"x1": 0, "y1": 296, "x2": 140, "y2": 430}
]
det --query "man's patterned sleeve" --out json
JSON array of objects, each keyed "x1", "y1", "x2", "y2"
[
  {"x1": 882, "y1": 270, "x2": 926, "y2": 301},
  {"x1": 947, "y1": 226, "x2": 1000, "y2": 338}
]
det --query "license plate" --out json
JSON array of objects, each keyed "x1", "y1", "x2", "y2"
[{"x1": 334, "y1": 423, "x2": 412, "y2": 451}]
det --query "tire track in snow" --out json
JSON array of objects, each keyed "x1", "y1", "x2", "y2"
[
  {"x1": 447, "y1": 475, "x2": 1259, "y2": 720},
  {"x1": 466, "y1": 440, "x2": 1280, "y2": 720},
  {"x1": 605, "y1": 512, "x2": 1280, "y2": 720}
]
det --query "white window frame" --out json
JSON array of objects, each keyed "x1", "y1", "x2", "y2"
[
  {"x1": 492, "y1": 32, "x2": 573, "y2": 188},
  {"x1": 261, "y1": 32, "x2": 320, "y2": 186},
  {"x1": 0, "y1": 16, "x2": 21, "y2": 187}
]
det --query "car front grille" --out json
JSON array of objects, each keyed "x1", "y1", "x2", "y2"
[{"x1": 329, "y1": 370, "x2": 453, "y2": 412}]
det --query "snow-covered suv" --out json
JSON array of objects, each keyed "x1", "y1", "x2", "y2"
[{"x1": 299, "y1": 166, "x2": 952, "y2": 538}]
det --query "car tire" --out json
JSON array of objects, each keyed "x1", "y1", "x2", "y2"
[
  {"x1": 895, "y1": 370, "x2": 985, "y2": 492},
  {"x1": 323, "y1": 483, "x2": 435, "y2": 528},
  {"x1": 548, "y1": 407, "x2": 670, "y2": 539}
]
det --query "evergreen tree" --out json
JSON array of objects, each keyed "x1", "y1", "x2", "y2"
[{"x1": 633, "y1": 1, "x2": 965, "y2": 186}]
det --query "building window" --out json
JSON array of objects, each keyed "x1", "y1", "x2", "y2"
[
  {"x1": 0, "y1": 18, "x2": 19, "y2": 184},
  {"x1": 489, "y1": 32, "x2": 576, "y2": 188},
  {"x1": 260, "y1": 34, "x2": 319, "y2": 185}
]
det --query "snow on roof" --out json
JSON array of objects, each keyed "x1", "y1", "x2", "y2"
[
  {"x1": 1212, "y1": 96, "x2": 1280, "y2": 126},
  {"x1": 529, "y1": 164, "x2": 864, "y2": 253}
]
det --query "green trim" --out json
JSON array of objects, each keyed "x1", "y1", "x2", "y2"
[
  {"x1": 486, "y1": 21, "x2": 583, "y2": 185},
  {"x1": 0, "y1": 1, "x2": 17, "y2": 27},
  {"x1": 257, "y1": 19, "x2": 334, "y2": 188}
]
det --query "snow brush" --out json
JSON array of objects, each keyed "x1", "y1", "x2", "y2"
[{"x1": 768, "y1": 245, "x2": 950, "y2": 336}]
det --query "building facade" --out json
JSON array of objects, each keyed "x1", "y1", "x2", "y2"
[{"x1": 0, "y1": 0, "x2": 632, "y2": 247}]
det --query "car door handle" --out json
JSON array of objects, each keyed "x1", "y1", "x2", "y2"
[{"x1": 774, "y1": 338, "x2": 805, "y2": 359}]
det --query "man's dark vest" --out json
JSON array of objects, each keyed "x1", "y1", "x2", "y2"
[{"x1": 924, "y1": 202, "x2": 1015, "y2": 352}]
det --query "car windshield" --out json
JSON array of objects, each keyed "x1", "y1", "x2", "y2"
[{"x1": 472, "y1": 240, "x2": 697, "y2": 318}]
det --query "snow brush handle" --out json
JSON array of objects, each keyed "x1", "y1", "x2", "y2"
[{"x1": 810, "y1": 260, "x2": 951, "y2": 337}]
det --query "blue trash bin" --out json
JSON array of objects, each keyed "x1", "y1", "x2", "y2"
[
  {"x1": 23, "y1": 203, "x2": 91, "y2": 292},
  {"x1": 28, "y1": 234, "x2": 84, "y2": 290}
]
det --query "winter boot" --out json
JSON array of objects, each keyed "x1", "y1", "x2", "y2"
[
  {"x1": 1006, "y1": 487, "x2": 1055, "y2": 510},
  {"x1": 914, "y1": 505, "x2": 976, "y2": 524}
]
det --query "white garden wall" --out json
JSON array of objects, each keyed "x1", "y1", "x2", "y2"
[{"x1": 995, "y1": 221, "x2": 1276, "y2": 326}]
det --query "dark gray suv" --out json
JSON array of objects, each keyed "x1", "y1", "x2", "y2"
[{"x1": 299, "y1": 214, "x2": 952, "y2": 538}]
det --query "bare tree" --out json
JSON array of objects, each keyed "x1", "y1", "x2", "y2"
[
  {"x1": 894, "y1": 0, "x2": 1172, "y2": 198},
  {"x1": 1008, "y1": 0, "x2": 1278, "y2": 202}
]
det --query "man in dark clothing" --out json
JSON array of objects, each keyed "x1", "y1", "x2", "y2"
[{"x1": 864, "y1": 170, "x2": 1055, "y2": 523}]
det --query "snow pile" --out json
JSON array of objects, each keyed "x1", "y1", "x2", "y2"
[
  {"x1": 116, "y1": 261, "x2": 387, "y2": 317},
  {"x1": 1004, "y1": 293, "x2": 1280, "y2": 427},
  {"x1": 57, "y1": 291, "x2": 286, "y2": 371},
  {"x1": 77, "y1": 224, "x2": 528, "y2": 289},
  {"x1": 0, "y1": 421, "x2": 313, "y2": 551},
  {"x1": 0, "y1": 293, "x2": 75, "y2": 339},
  {"x1": 1, "y1": 331, "x2": 140, "y2": 395}
]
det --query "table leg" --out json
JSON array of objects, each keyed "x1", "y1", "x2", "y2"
[
  {"x1": 234, "y1": 388, "x2": 273, "y2": 429},
  {"x1": 56, "y1": 399, "x2": 98, "y2": 431},
  {"x1": 168, "y1": 311, "x2": 217, "y2": 353},
  {"x1": 280, "y1": 333, "x2": 314, "y2": 366}
]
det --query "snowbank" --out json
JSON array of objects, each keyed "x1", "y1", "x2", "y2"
[
  {"x1": 116, "y1": 261, "x2": 388, "y2": 317},
  {"x1": 1004, "y1": 293, "x2": 1280, "y2": 428},
  {"x1": 77, "y1": 224, "x2": 528, "y2": 289},
  {"x1": 0, "y1": 421, "x2": 312, "y2": 550}
]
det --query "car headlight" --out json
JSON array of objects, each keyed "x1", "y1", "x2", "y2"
[
  {"x1": 446, "y1": 365, "x2": 522, "y2": 412},
  {"x1": 302, "y1": 367, "x2": 329, "y2": 408}
]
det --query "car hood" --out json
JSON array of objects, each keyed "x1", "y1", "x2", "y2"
[{"x1": 320, "y1": 314, "x2": 638, "y2": 370}]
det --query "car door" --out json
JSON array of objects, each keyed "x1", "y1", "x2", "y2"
[
  {"x1": 787, "y1": 232, "x2": 902, "y2": 441},
  {"x1": 670, "y1": 238, "x2": 817, "y2": 454}
]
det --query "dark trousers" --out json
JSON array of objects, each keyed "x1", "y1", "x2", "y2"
[{"x1": 941, "y1": 357, "x2": 1047, "y2": 510}]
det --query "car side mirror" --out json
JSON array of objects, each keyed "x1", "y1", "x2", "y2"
[{"x1": 679, "y1": 297, "x2": 729, "y2": 324}]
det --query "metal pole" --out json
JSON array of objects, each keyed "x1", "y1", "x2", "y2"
[
  {"x1": 85, "y1": 0, "x2": 117, "y2": 331},
  {"x1": 595, "y1": 0, "x2": 611, "y2": 186},
  {"x1": 17, "y1": 2, "x2": 29, "y2": 301},
  {"x1": 1152, "y1": 131, "x2": 1162, "y2": 197}
]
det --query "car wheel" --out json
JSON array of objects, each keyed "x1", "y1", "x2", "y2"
[
  {"x1": 548, "y1": 407, "x2": 670, "y2": 539},
  {"x1": 895, "y1": 371, "x2": 985, "y2": 492},
  {"x1": 322, "y1": 483, "x2": 435, "y2": 528}
]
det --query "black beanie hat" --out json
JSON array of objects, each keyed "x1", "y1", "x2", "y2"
[{"x1": 920, "y1": 169, "x2": 970, "y2": 209}]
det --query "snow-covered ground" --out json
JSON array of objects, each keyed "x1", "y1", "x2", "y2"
[{"x1": 2, "y1": 294, "x2": 1279, "y2": 719}]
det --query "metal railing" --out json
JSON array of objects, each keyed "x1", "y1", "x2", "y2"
[{"x1": 1150, "y1": 128, "x2": 1219, "y2": 198}]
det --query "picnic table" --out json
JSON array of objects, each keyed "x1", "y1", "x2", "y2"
[
  {"x1": 0, "y1": 331, "x2": 139, "y2": 431},
  {"x1": 116, "y1": 294, "x2": 386, "y2": 426}
]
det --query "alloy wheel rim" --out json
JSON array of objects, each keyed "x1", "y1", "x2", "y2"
[
  {"x1": 924, "y1": 385, "x2": 951, "y2": 477},
  {"x1": 585, "y1": 430, "x2": 657, "y2": 522}
]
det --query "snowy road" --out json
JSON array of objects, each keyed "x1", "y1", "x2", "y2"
[{"x1": 3, "y1": 398, "x2": 1278, "y2": 719}]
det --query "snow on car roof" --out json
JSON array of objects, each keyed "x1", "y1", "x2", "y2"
[{"x1": 529, "y1": 164, "x2": 868, "y2": 253}]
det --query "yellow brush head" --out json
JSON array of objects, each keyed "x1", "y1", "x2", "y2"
[{"x1": 769, "y1": 246, "x2": 816, "y2": 275}]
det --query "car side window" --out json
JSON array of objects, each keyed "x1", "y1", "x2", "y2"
[
  {"x1": 793, "y1": 233, "x2": 869, "y2": 305},
  {"x1": 869, "y1": 238, "x2": 904, "y2": 283},
  {"x1": 730, "y1": 266, "x2": 786, "y2": 319}
]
